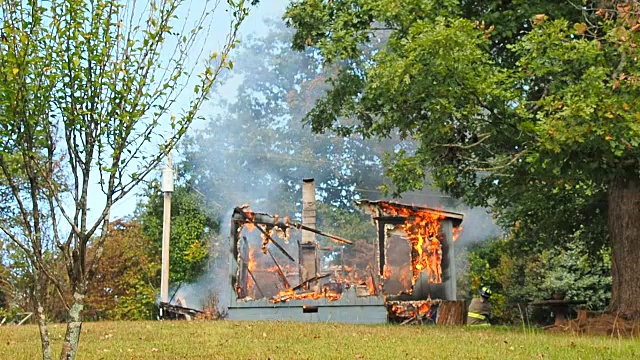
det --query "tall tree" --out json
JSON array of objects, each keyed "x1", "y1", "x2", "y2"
[
  {"x1": 136, "y1": 177, "x2": 219, "y2": 286},
  {"x1": 0, "y1": 1, "x2": 249, "y2": 359},
  {"x1": 284, "y1": 0, "x2": 640, "y2": 318}
]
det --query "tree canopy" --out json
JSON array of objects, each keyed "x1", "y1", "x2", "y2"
[
  {"x1": 284, "y1": 0, "x2": 640, "y2": 317},
  {"x1": 85, "y1": 220, "x2": 158, "y2": 321},
  {"x1": 136, "y1": 177, "x2": 218, "y2": 286}
]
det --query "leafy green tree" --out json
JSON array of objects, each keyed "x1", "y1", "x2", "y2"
[
  {"x1": 0, "y1": 237, "x2": 68, "y2": 322},
  {"x1": 462, "y1": 236, "x2": 611, "y2": 324},
  {"x1": 284, "y1": 1, "x2": 640, "y2": 317},
  {"x1": 0, "y1": 0, "x2": 249, "y2": 358},
  {"x1": 136, "y1": 178, "x2": 218, "y2": 286},
  {"x1": 0, "y1": 243, "x2": 11, "y2": 311},
  {"x1": 84, "y1": 220, "x2": 158, "y2": 321}
]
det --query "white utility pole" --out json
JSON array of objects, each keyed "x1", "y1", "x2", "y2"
[{"x1": 160, "y1": 154, "x2": 174, "y2": 303}]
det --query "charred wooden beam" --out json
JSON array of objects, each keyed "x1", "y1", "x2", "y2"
[
  {"x1": 247, "y1": 268, "x2": 265, "y2": 299},
  {"x1": 231, "y1": 207, "x2": 290, "y2": 261},
  {"x1": 268, "y1": 249, "x2": 290, "y2": 289},
  {"x1": 373, "y1": 216, "x2": 406, "y2": 276},
  {"x1": 289, "y1": 221, "x2": 354, "y2": 245},
  {"x1": 233, "y1": 207, "x2": 297, "y2": 263},
  {"x1": 230, "y1": 207, "x2": 354, "y2": 264},
  {"x1": 159, "y1": 302, "x2": 203, "y2": 320},
  {"x1": 262, "y1": 234, "x2": 296, "y2": 263},
  {"x1": 291, "y1": 273, "x2": 332, "y2": 291},
  {"x1": 231, "y1": 207, "x2": 289, "y2": 229},
  {"x1": 237, "y1": 236, "x2": 249, "y2": 299}
]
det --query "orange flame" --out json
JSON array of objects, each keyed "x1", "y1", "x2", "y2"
[
  {"x1": 379, "y1": 203, "x2": 445, "y2": 285},
  {"x1": 242, "y1": 207, "x2": 256, "y2": 232},
  {"x1": 366, "y1": 277, "x2": 376, "y2": 295},
  {"x1": 265, "y1": 264, "x2": 297, "y2": 275},
  {"x1": 417, "y1": 302, "x2": 430, "y2": 316},
  {"x1": 247, "y1": 247, "x2": 257, "y2": 297},
  {"x1": 387, "y1": 300, "x2": 436, "y2": 320},
  {"x1": 453, "y1": 226, "x2": 463, "y2": 242},
  {"x1": 271, "y1": 287, "x2": 343, "y2": 303},
  {"x1": 237, "y1": 204, "x2": 374, "y2": 303},
  {"x1": 383, "y1": 264, "x2": 391, "y2": 280}
]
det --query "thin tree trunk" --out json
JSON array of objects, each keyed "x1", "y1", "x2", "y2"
[
  {"x1": 59, "y1": 292, "x2": 84, "y2": 360},
  {"x1": 36, "y1": 303, "x2": 53, "y2": 360},
  {"x1": 32, "y1": 269, "x2": 53, "y2": 360},
  {"x1": 608, "y1": 177, "x2": 640, "y2": 319}
]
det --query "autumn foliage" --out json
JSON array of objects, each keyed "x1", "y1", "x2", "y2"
[{"x1": 84, "y1": 220, "x2": 158, "y2": 321}]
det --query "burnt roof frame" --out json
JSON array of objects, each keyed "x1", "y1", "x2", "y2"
[{"x1": 355, "y1": 199, "x2": 464, "y2": 228}]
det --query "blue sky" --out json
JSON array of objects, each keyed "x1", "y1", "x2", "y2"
[{"x1": 101, "y1": 0, "x2": 290, "y2": 221}]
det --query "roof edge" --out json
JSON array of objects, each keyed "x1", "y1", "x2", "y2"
[{"x1": 355, "y1": 199, "x2": 464, "y2": 227}]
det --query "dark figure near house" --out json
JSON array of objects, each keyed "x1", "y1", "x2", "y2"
[{"x1": 467, "y1": 286, "x2": 492, "y2": 326}]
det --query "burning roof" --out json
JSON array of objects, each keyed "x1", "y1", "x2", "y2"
[{"x1": 355, "y1": 200, "x2": 464, "y2": 228}]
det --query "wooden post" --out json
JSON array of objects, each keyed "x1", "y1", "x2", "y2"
[
  {"x1": 442, "y1": 219, "x2": 457, "y2": 300},
  {"x1": 160, "y1": 154, "x2": 174, "y2": 303},
  {"x1": 436, "y1": 300, "x2": 467, "y2": 325}
]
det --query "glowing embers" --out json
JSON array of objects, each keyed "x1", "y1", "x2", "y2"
[
  {"x1": 241, "y1": 239, "x2": 378, "y2": 303},
  {"x1": 378, "y1": 202, "x2": 445, "y2": 286},
  {"x1": 271, "y1": 283, "x2": 342, "y2": 304},
  {"x1": 387, "y1": 299, "x2": 441, "y2": 324}
]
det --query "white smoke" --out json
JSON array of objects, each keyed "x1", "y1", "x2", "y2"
[
  {"x1": 167, "y1": 2, "x2": 504, "y2": 311},
  {"x1": 454, "y1": 206, "x2": 504, "y2": 244}
]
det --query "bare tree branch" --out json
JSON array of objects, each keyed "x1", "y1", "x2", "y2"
[
  {"x1": 464, "y1": 151, "x2": 525, "y2": 172},
  {"x1": 438, "y1": 133, "x2": 491, "y2": 149}
]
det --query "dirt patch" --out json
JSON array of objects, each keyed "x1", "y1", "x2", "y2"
[{"x1": 547, "y1": 311, "x2": 640, "y2": 337}]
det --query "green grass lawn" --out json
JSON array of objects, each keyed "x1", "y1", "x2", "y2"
[{"x1": 1, "y1": 321, "x2": 638, "y2": 359}]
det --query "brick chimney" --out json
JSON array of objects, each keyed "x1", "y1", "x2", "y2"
[{"x1": 299, "y1": 178, "x2": 319, "y2": 286}]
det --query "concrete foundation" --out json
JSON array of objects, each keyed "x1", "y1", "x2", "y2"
[{"x1": 228, "y1": 288, "x2": 387, "y2": 323}]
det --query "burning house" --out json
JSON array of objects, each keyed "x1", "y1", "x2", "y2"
[{"x1": 227, "y1": 179, "x2": 464, "y2": 324}]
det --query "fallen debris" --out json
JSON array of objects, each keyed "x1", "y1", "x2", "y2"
[
  {"x1": 387, "y1": 299, "x2": 441, "y2": 325},
  {"x1": 159, "y1": 302, "x2": 202, "y2": 320}
]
